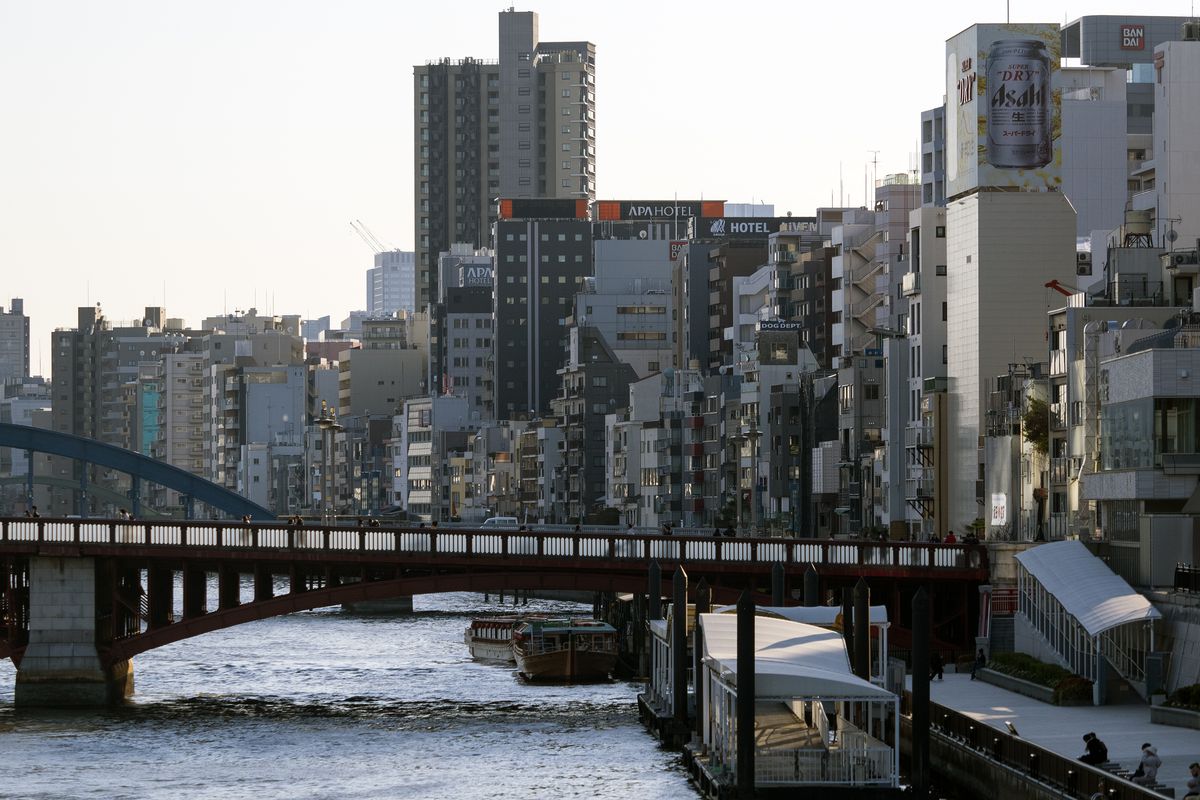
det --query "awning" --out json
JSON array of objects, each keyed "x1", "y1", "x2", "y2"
[
  {"x1": 1014, "y1": 540, "x2": 1162, "y2": 638},
  {"x1": 699, "y1": 613, "x2": 892, "y2": 699},
  {"x1": 713, "y1": 604, "x2": 889, "y2": 626}
]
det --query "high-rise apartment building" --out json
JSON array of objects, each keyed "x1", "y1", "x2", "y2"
[
  {"x1": 0, "y1": 299, "x2": 30, "y2": 383},
  {"x1": 366, "y1": 250, "x2": 417, "y2": 316},
  {"x1": 491, "y1": 198, "x2": 592, "y2": 420},
  {"x1": 414, "y1": 9, "x2": 595, "y2": 309}
]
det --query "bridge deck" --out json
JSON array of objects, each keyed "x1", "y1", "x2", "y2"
[{"x1": 0, "y1": 519, "x2": 988, "y2": 580}]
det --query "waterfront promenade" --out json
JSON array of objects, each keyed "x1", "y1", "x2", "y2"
[{"x1": 918, "y1": 673, "x2": 1197, "y2": 798}]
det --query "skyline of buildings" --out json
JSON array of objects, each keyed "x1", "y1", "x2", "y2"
[{"x1": 2, "y1": 13, "x2": 1200, "y2": 581}]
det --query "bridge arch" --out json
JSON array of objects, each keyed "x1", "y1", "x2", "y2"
[
  {"x1": 103, "y1": 570, "x2": 670, "y2": 665},
  {"x1": 0, "y1": 423, "x2": 274, "y2": 520}
]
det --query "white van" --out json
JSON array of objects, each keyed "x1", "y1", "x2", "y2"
[{"x1": 480, "y1": 516, "x2": 519, "y2": 529}]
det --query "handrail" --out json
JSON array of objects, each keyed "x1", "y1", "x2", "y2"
[
  {"x1": 1176, "y1": 563, "x2": 1199, "y2": 592},
  {"x1": 0, "y1": 517, "x2": 989, "y2": 572},
  {"x1": 908, "y1": 693, "x2": 1167, "y2": 800}
]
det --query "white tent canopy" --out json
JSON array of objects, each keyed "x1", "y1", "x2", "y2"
[
  {"x1": 699, "y1": 613, "x2": 892, "y2": 699},
  {"x1": 1014, "y1": 540, "x2": 1161, "y2": 637},
  {"x1": 713, "y1": 604, "x2": 889, "y2": 626}
]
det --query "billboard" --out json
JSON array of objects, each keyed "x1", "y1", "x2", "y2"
[
  {"x1": 595, "y1": 200, "x2": 724, "y2": 221},
  {"x1": 694, "y1": 216, "x2": 817, "y2": 240},
  {"x1": 946, "y1": 23, "x2": 1062, "y2": 198}
]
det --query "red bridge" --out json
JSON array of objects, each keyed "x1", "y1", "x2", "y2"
[{"x1": 0, "y1": 517, "x2": 988, "y2": 706}]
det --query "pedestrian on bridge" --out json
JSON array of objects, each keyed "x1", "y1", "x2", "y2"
[
  {"x1": 929, "y1": 651, "x2": 944, "y2": 681},
  {"x1": 944, "y1": 530, "x2": 957, "y2": 544},
  {"x1": 971, "y1": 648, "x2": 986, "y2": 680}
]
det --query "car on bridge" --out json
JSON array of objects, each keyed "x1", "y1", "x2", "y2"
[{"x1": 480, "y1": 516, "x2": 519, "y2": 529}]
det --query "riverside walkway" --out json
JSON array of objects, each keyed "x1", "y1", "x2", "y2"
[{"x1": 919, "y1": 673, "x2": 1197, "y2": 798}]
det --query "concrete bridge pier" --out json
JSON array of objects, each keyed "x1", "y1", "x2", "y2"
[{"x1": 14, "y1": 556, "x2": 133, "y2": 707}]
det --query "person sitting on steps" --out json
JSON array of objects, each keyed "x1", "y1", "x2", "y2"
[{"x1": 1079, "y1": 732, "x2": 1108, "y2": 765}]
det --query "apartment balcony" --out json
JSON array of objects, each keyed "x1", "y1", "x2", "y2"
[
  {"x1": 905, "y1": 478, "x2": 935, "y2": 500},
  {"x1": 1049, "y1": 402, "x2": 1067, "y2": 431},
  {"x1": 904, "y1": 424, "x2": 934, "y2": 448},
  {"x1": 1050, "y1": 456, "x2": 1081, "y2": 485},
  {"x1": 1161, "y1": 453, "x2": 1200, "y2": 475},
  {"x1": 901, "y1": 272, "x2": 921, "y2": 297},
  {"x1": 1049, "y1": 349, "x2": 1069, "y2": 377}
]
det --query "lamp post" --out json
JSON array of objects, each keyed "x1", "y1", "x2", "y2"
[
  {"x1": 729, "y1": 431, "x2": 746, "y2": 535},
  {"x1": 747, "y1": 427, "x2": 761, "y2": 536},
  {"x1": 317, "y1": 401, "x2": 343, "y2": 523}
]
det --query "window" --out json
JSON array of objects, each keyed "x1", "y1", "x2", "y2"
[
  {"x1": 561, "y1": 125, "x2": 570, "y2": 134},
  {"x1": 561, "y1": 108, "x2": 571, "y2": 116},
  {"x1": 518, "y1": 87, "x2": 530, "y2": 96},
  {"x1": 562, "y1": 159, "x2": 570, "y2": 169},
  {"x1": 942, "y1": 344, "x2": 948, "y2": 364},
  {"x1": 518, "y1": 140, "x2": 531, "y2": 150},
  {"x1": 561, "y1": 71, "x2": 570, "y2": 80},
  {"x1": 562, "y1": 143, "x2": 571, "y2": 151},
  {"x1": 518, "y1": 122, "x2": 531, "y2": 132},
  {"x1": 936, "y1": 264, "x2": 947, "y2": 276},
  {"x1": 562, "y1": 179, "x2": 570, "y2": 187},
  {"x1": 935, "y1": 225, "x2": 946, "y2": 237},
  {"x1": 863, "y1": 384, "x2": 880, "y2": 401},
  {"x1": 562, "y1": 89, "x2": 571, "y2": 97},
  {"x1": 942, "y1": 301, "x2": 947, "y2": 322},
  {"x1": 518, "y1": 104, "x2": 531, "y2": 114}
]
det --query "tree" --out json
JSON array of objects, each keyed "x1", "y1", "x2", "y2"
[{"x1": 1022, "y1": 397, "x2": 1050, "y2": 456}]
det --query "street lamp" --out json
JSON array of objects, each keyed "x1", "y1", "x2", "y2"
[
  {"x1": 729, "y1": 431, "x2": 746, "y2": 535},
  {"x1": 317, "y1": 401, "x2": 344, "y2": 523},
  {"x1": 746, "y1": 427, "x2": 761, "y2": 536}
]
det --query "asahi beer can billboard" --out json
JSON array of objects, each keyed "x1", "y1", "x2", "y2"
[{"x1": 945, "y1": 23, "x2": 1062, "y2": 198}]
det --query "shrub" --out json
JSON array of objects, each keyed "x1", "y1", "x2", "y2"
[
  {"x1": 988, "y1": 652, "x2": 1093, "y2": 705},
  {"x1": 1054, "y1": 676, "x2": 1094, "y2": 706},
  {"x1": 1166, "y1": 683, "x2": 1200, "y2": 710}
]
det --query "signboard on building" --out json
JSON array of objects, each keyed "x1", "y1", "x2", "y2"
[
  {"x1": 498, "y1": 198, "x2": 589, "y2": 220},
  {"x1": 990, "y1": 493, "x2": 1008, "y2": 526},
  {"x1": 460, "y1": 264, "x2": 493, "y2": 287},
  {"x1": 758, "y1": 320, "x2": 803, "y2": 331},
  {"x1": 669, "y1": 240, "x2": 688, "y2": 261},
  {"x1": 1120, "y1": 23, "x2": 1145, "y2": 50},
  {"x1": 694, "y1": 217, "x2": 815, "y2": 240},
  {"x1": 945, "y1": 23, "x2": 1063, "y2": 198},
  {"x1": 595, "y1": 200, "x2": 725, "y2": 221}
]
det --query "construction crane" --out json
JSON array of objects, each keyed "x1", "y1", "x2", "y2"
[{"x1": 349, "y1": 220, "x2": 393, "y2": 254}]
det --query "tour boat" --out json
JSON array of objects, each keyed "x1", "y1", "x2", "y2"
[
  {"x1": 464, "y1": 616, "x2": 521, "y2": 662},
  {"x1": 511, "y1": 618, "x2": 618, "y2": 681}
]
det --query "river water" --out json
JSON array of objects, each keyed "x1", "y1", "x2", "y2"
[{"x1": 0, "y1": 593, "x2": 698, "y2": 799}]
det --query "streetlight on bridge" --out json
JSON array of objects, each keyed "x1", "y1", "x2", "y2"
[{"x1": 317, "y1": 401, "x2": 343, "y2": 523}]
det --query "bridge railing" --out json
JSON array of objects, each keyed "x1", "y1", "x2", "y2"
[{"x1": 0, "y1": 518, "x2": 987, "y2": 572}]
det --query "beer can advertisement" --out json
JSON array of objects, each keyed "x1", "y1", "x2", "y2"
[{"x1": 945, "y1": 23, "x2": 1062, "y2": 198}]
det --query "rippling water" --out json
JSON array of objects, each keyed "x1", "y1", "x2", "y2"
[{"x1": 0, "y1": 593, "x2": 697, "y2": 799}]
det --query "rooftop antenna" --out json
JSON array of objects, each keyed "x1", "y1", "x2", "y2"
[{"x1": 868, "y1": 150, "x2": 880, "y2": 201}]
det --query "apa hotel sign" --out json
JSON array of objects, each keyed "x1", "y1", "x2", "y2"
[{"x1": 1120, "y1": 23, "x2": 1145, "y2": 50}]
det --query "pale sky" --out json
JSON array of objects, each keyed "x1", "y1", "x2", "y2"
[{"x1": 0, "y1": 0, "x2": 1190, "y2": 373}]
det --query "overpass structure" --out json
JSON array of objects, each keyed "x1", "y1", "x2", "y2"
[
  {"x1": 0, "y1": 517, "x2": 989, "y2": 706},
  {"x1": 0, "y1": 423, "x2": 274, "y2": 520}
]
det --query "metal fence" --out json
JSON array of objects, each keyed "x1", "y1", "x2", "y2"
[
  {"x1": 915, "y1": 694, "x2": 1168, "y2": 800},
  {"x1": 1176, "y1": 563, "x2": 1199, "y2": 593}
]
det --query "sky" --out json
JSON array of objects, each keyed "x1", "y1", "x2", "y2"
[{"x1": 0, "y1": 0, "x2": 1192, "y2": 373}]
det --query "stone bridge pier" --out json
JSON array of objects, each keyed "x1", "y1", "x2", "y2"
[{"x1": 14, "y1": 557, "x2": 132, "y2": 707}]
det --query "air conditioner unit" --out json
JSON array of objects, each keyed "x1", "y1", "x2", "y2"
[
  {"x1": 1172, "y1": 252, "x2": 1199, "y2": 266},
  {"x1": 1076, "y1": 252, "x2": 1092, "y2": 265}
]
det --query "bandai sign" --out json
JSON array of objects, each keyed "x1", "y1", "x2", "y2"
[
  {"x1": 669, "y1": 240, "x2": 687, "y2": 261},
  {"x1": 1120, "y1": 23, "x2": 1145, "y2": 50}
]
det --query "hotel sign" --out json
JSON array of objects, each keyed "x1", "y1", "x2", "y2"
[{"x1": 595, "y1": 200, "x2": 725, "y2": 221}]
